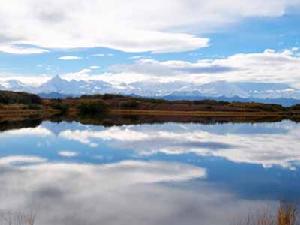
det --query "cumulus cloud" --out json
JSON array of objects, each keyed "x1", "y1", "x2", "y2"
[
  {"x1": 0, "y1": 0, "x2": 299, "y2": 53},
  {"x1": 1, "y1": 48, "x2": 300, "y2": 94},
  {"x1": 53, "y1": 48, "x2": 300, "y2": 92},
  {"x1": 58, "y1": 55, "x2": 82, "y2": 60},
  {"x1": 58, "y1": 151, "x2": 79, "y2": 157},
  {"x1": 0, "y1": 44, "x2": 49, "y2": 54},
  {"x1": 89, "y1": 65, "x2": 100, "y2": 69},
  {"x1": 100, "y1": 48, "x2": 300, "y2": 88},
  {"x1": 92, "y1": 54, "x2": 105, "y2": 57},
  {"x1": 0, "y1": 74, "x2": 50, "y2": 86},
  {"x1": 92, "y1": 53, "x2": 114, "y2": 57}
]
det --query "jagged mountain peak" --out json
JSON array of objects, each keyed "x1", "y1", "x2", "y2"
[
  {"x1": 50, "y1": 74, "x2": 64, "y2": 82},
  {"x1": 0, "y1": 77, "x2": 300, "y2": 104},
  {"x1": 46, "y1": 74, "x2": 68, "y2": 85}
]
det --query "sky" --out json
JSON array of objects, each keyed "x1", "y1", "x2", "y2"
[{"x1": 0, "y1": 0, "x2": 300, "y2": 88}]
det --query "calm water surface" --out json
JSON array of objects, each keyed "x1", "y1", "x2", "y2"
[{"x1": 0, "y1": 120, "x2": 300, "y2": 225}]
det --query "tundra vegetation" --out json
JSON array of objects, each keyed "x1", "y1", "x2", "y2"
[
  {"x1": 235, "y1": 203, "x2": 298, "y2": 225},
  {"x1": 0, "y1": 90, "x2": 300, "y2": 124},
  {"x1": 0, "y1": 203, "x2": 297, "y2": 225},
  {"x1": 0, "y1": 211, "x2": 36, "y2": 225}
]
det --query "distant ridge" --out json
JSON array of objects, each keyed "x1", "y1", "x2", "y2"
[
  {"x1": 163, "y1": 94, "x2": 300, "y2": 107},
  {"x1": 1, "y1": 76, "x2": 300, "y2": 106}
]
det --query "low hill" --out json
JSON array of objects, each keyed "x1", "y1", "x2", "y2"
[{"x1": 0, "y1": 90, "x2": 42, "y2": 105}]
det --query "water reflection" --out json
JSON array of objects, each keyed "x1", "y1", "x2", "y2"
[
  {"x1": 56, "y1": 121, "x2": 300, "y2": 169},
  {"x1": 0, "y1": 161, "x2": 273, "y2": 225},
  {"x1": 0, "y1": 121, "x2": 299, "y2": 225}
]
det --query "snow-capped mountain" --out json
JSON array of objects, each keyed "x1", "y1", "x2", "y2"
[
  {"x1": 0, "y1": 75, "x2": 114, "y2": 96},
  {"x1": 35, "y1": 75, "x2": 113, "y2": 95},
  {"x1": 1, "y1": 76, "x2": 300, "y2": 105},
  {"x1": 1, "y1": 80, "x2": 31, "y2": 92},
  {"x1": 191, "y1": 81, "x2": 300, "y2": 99},
  {"x1": 123, "y1": 81, "x2": 191, "y2": 97},
  {"x1": 164, "y1": 81, "x2": 300, "y2": 106}
]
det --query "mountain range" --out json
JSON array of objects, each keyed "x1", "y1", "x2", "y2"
[{"x1": 1, "y1": 75, "x2": 300, "y2": 106}]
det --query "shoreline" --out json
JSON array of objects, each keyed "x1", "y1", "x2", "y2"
[
  {"x1": 1, "y1": 108, "x2": 299, "y2": 126},
  {"x1": 110, "y1": 109, "x2": 294, "y2": 117}
]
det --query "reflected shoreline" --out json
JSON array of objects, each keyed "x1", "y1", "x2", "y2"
[{"x1": 0, "y1": 114, "x2": 299, "y2": 132}]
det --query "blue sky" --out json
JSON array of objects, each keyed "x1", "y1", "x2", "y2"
[{"x1": 0, "y1": 0, "x2": 300, "y2": 88}]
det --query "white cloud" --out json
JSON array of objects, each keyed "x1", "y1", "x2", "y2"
[
  {"x1": 0, "y1": 0, "x2": 299, "y2": 53},
  {"x1": 0, "y1": 44, "x2": 49, "y2": 54},
  {"x1": 0, "y1": 74, "x2": 50, "y2": 86},
  {"x1": 100, "y1": 49, "x2": 300, "y2": 88},
  {"x1": 207, "y1": 49, "x2": 300, "y2": 86},
  {"x1": 89, "y1": 65, "x2": 100, "y2": 69},
  {"x1": 58, "y1": 151, "x2": 79, "y2": 157},
  {"x1": 92, "y1": 53, "x2": 114, "y2": 57},
  {"x1": 130, "y1": 56, "x2": 145, "y2": 60},
  {"x1": 58, "y1": 56, "x2": 82, "y2": 60},
  {"x1": 1, "y1": 48, "x2": 300, "y2": 95},
  {"x1": 92, "y1": 54, "x2": 105, "y2": 57}
]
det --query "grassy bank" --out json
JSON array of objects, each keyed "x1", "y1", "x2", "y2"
[{"x1": 1, "y1": 91, "x2": 300, "y2": 123}]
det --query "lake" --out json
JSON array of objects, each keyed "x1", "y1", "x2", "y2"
[{"x1": 0, "y1": 120, "x2": 299, "y2": 225}]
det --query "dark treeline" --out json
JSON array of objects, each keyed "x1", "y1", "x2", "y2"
[
  {"x1": 0, "y1": 90, "x2": 41, "y2": 105},
  {"x1": 1, "y1": 91, "x2": 300, "y2": 124},
  {"x1": 1, "y1": 90, "x2": 300, "y2": 112},
  {"x1": 75, "y1": 94, "x2": 300, "y2": 112}
]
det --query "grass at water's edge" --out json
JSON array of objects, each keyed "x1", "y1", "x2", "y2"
[
  {"x1": 0, "y1": 203, "x2": 297, "y2": 225},
  {"x1": 235, "y1": 203, "x2": 298, "y2": 225}
]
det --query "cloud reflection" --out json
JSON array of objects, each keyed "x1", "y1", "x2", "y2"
[
  {"x1": 0, "y1": 156, "x2": 47, "y2": 166},
  {"x1": 0, "y1": 160, "x2": 272, "y2": 225},
  {"x1": 1, "y1": 127, "x2": 52, "y2": 137},
  {"x1": 58, "y1": 122, "x2": 300, "y2": 169}
]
